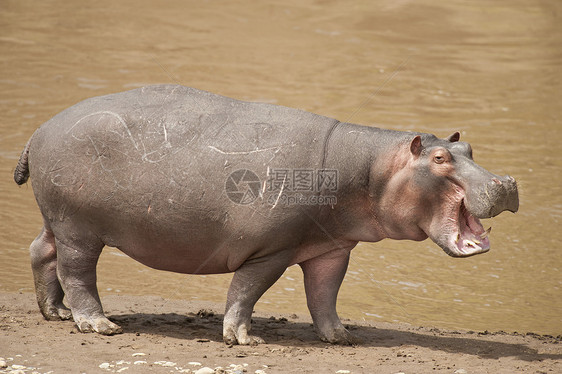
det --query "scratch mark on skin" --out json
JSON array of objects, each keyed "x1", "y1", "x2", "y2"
[
  {"x1": 87, "y1": 136, "x2": 126, "y2": 190},
  {"x1": 270, "y1": 176, "x2": 286, "y2": 210},
  {"x1": 208, "y1": 145, "x2": 290, "y2": 155},
  {"x1": 135, "y1": 95, "x2": 147, "y2": 122},
  {"x1": 45, "y1": 159, "x2": 63, "y2": 174},
  {"x1": 267, "y1": 150, "x2": 281, "y2": 163},
  {"x1": 70, "y1": 113, "x2": 107, "y2": 143},
  {"x1": 141, "y1": 150, "x2": 166, "y2": 163},
  {"x1": 50, "y1": 175, "x2": 64, "y2": 187},
  {"x1": 163, "y1": 123, "x2": 169, "y2": 143},
  {"x1": 67, "y1": 111, "x2": 139, "y2": 151},
  {"x1": 88, "y1": 136, "x2": 110, "y2": 171},
  {"x1": 262, "y1": 170, "x2": 269, "y2": 194}
]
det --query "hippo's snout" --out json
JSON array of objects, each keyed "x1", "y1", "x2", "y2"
[{"x1": 467, "y1": 174, "x2": 519, "y2": 219}]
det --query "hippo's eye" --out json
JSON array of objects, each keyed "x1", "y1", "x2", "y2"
[{"x1": 434, "y1": 155, "x2": 445, "y2": 164}]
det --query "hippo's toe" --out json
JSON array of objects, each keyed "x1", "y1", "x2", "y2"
[
  {"x1": 319, "y1": 326, "x2": 359, "y2": 345},
  {"x1": 41, "y1": 303, "x2": 72, "y2": 321},
  {"x1": 75, "y1": 316, "x2": 123, "y2": 335},
  {"x1": 223, "y1": 323, "x2": 265, "y2": 346},
  {"x1": 57, "y1": 306, "x2": 73, "y2": 321}
]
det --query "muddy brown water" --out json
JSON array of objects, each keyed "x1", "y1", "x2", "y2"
[{"x1": 1, "y1": 0, "x2": 560, "y2": 336}]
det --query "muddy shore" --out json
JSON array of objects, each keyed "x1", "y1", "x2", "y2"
[{"x1": 1, "y1": 293, "x2": 560, "y2": 373}]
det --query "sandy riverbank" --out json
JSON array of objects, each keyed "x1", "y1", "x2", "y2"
[{"x1": 1, "y1": 293, "x2": 560, "y2": 373}]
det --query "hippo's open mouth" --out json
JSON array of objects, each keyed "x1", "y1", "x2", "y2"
[{"x1": 447, "y1": 200, "x2": 491, "y2": 257}]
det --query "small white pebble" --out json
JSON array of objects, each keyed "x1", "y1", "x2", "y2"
[
  {"x1": 9, "y1": 370, "x2": 26, "y2": 374},
  {"x1": 99, "y1": 363, "x2": 111, "y2": 369},
  {"x1": 116, "y1": 367, "x2": 129, "y2": 373},
  {"x1": 194, "y1": 367, "x2": 215, "y2": 374},
  {"x1": 132, "y1": 353, "x2": 146, "y2": 357},
  {"x1": 454, "y1": 370, "x2": 468, "y2": 374},
  {"x1": 154, "y1": 361, "x2": 177, "y2": 367},
  {"x1": 255, "y1": 370, "x2": 267, "y2": 374},
  {"x1": 133, "y1": 361, "x2": 147, "y2": 365},
  {"x1": 336, "y1": 371, "x2": 351, "y2": 374},
  {"x1": 189, "y1": 362, "x2": 202, "y2": 366}
]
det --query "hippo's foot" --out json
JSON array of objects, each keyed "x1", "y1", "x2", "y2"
[
  {"x1": 41, "y1": 302, "x2": 73, "y2": 321},
  {"x1": 74, "y1": 315, "x2": 123, "y2": 335},
  {"x1": 30, "y1": 225, "x2": 72, "y2": 322},
  {"x1": 223, "y1": 322, "x2": 265, "y2": 346},
  {"x1": 317, "y1": 325, "x2": 359, "y2": 345}
]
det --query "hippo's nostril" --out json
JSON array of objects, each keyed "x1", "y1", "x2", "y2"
[{"x1": 492, "y1": 178, "x2": 502, "y2": 185}]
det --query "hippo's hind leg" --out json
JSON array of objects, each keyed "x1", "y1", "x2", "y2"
[
  {"x1": 29, "y1": 223, "x2": 72, "y2": 321},
  {"x1": 52, "y1": 225, "x2": 122, "y2": 335}
]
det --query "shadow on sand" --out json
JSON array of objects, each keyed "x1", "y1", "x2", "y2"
[{"x1": 109, "y1": 311, "x2": 561, "y2": 363}]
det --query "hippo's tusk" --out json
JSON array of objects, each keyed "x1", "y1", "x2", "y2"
[{"x1": 480, "y1": 227, "x2": 492, "y2": 239}]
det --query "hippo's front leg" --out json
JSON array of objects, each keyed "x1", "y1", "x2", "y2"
[
  {"x1": 223, "y1": 251, "x2": 290, "y2": 345},
  {"x1": 299, "y1": 246, "x2": 356, "y2": 345}
]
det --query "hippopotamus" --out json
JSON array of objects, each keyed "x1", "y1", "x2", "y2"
[{"x1": 14, "y1": 84, "x2": 519, "y2": 345}]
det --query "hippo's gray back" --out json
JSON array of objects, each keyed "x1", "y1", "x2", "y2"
[{"x1": 29, "y1": 85, "x2": 337, "y2": 273}]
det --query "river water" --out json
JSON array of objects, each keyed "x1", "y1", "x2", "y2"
[{"x1": 1, "y1": 0, "x2": 560, "y2": 335}]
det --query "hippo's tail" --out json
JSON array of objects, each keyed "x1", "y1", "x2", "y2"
[{"x1": 14, "y1": 137, "x2": 32, "y2": 185}]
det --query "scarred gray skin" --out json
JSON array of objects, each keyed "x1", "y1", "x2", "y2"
[{"x1": 14, "y1": 85, "x2": 519, "y2": 345}]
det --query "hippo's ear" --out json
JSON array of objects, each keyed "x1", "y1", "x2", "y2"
[
  {"x1": 410, "y1": 135, "x2": 422, "y2": 157},
  {"x1": 447, "y1": 132, "x2": 461, "y2": 142}
]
